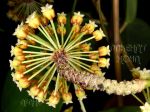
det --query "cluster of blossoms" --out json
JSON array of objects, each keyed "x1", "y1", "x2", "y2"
[
  {"x1": 140, "y1": 102, "x2": 150, "y2": 112},
  {"x1": 10, "y1": 4, "x2": 109, "y2": 108},
  {"x1": 7, "y1": 0, "x2": 53, "y2": 22},
  {"x1": 131, "y1": 67, "x2": 150, "y2": 80}
]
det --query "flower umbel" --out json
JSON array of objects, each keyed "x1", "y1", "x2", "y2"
[
  {"x1": 10, "y1": 4, "x2": 149, "y2": 111},
  {"x1": 11, "y1": 4, "x2": 108, "y2": 108}
]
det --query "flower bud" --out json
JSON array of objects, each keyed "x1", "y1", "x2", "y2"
[
  {"x1": 13, "y1": 23, "x2": 30, "y2": 39},
  {"x1": 91, "y1": 64, "x2": 99, "y2": 71},
  {"x1": 36, "y1": 90, "x2": 47, "y2": 102},
  {"x1": 57, "y1": 12, "x2": 67, "y2": 24},
  {"x1": 12, "y1": 59, "x2": 22, "y2": 69},
  {"x1": 71, "y1": 12, "x2": 84, "y2": 25},
  {"x1": 15, "y1": 64, "x2": 26, "y2": 73},
  {"x1": 62, "y1": 92, "x2": 73, "y2": 104},
  {"x1": 75, "y1": 88, "x2": 86, "y2": 100},
  {"x1": 98, "y1": 45, "x2": 110, "y2": 56},
  {"x1": 89, "y1": 53, "x2": 98, "y2": 60},
  {"x1": 57, "y1": 25, "x2": 66, "y2": 35},
  {"x1": 28, "y1": 85, "x2": 40, "y2": 98},
  {"x1": 73, "y1": 24, "x2": 80, "y2": 33},
  {"x1": 93, "y1": 28, "x2": 105, "y2": 41},
  {"x1": 81, "y1": 21, "x2": 97, "y2": 34},
  {"x1": 47, "y1": 91, "x2": 60, "y2": 108},
  {"x1": 13, "y1": 46, "x2": 23, "y2": 56},
  {"x1": 14, "y1": 71, "x2": 24, "y2": 80},
  {"x1": 98, "y1": 58, "x2": 110, "y2": 68},
  {"x1": 41, "y1": 4, "x2": 55, "y2": 20},
  {"x1": 16, "y1": 55, "x2": 25, "y2": 61},
  {"x1": 18, "y1": 77, "x2": 30, "y2": 88},
  {"x1": 80, "y1": 43, "x2": 91, "y2": 51},
  {"x1": 40, "y1": 16, "x2": 49, "y2": 25},
  {"x1": 17, "y1": 40, "x2": 28, "y2": 49},
  {"x1": 26, "y1": 12, "x2": 41, "y2": 28}
]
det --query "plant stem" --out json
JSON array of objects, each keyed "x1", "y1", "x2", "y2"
[
  {"x1": 132, "y1": 94, "x2": 144, "y2": 105},
  {"x1": 79, "y1": 100, "x2": 86, "y2": 112},
  {"x1": 72, "y1": 0, "x2": 78, "y2": 14},
  {"x1": 113, "y1": 0, "x2": 123, "y2": 106}
]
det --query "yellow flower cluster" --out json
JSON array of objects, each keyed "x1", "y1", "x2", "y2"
[{"x1": 10, "y1": 3, "x2": 110, "y2": 108}]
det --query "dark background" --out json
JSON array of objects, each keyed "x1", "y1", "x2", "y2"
[{"x1": 0, "y1": 0, "x2": 150, "y2": 112}]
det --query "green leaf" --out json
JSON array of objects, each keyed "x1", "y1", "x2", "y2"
[
  {"x1": 121, "y1": 19, "x2": 150, "y2": 79},
  {"x1": 1, "y1": 73, "x2": 63, "y2": 112},
  {"x1": 125, "y1": 0, "x2": 137, "y2": 23},
  {"x1": 99, "y1": 106, "x2": 140, "y2": 112}
]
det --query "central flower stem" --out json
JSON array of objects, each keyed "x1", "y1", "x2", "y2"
[{"x1": 52, "y1": 50, "x2": 147, "y2": 96}]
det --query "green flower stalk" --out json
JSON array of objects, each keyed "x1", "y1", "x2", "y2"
[{"x1": 10, "y1": 3, "x2": 150, "y2": 111}]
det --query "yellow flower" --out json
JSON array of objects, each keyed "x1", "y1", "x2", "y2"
[
  {"x1": 75, "y1": 87, "x2": 87, "y2": 100},
  {"x1": 89, "y1": 53, "x2": 98, "y2": 60},
  {"x1": 41, "y1": 4, "x2": 55, "y2": 20},
  {"x1": 91, "y1": 63, "x2": 99, "y2": 71},
  {"x1": 93, "y1": 28, "x2": 105, "y2": 41},
  {"x1": 26, "y1": 11, "x2": 41, "y2": 28},
  {"x1": 62, "y1": 92, "x2": 73, "y2": 104},
  {"x1": 14, "y1": 71, "x2": 24, "y2": 81},
  {"x1": 81, "y1": 20, "x2": 97, "y2": 34},
  {"x1": 94, "y1": 70, "x2": 105, "y2": 77},
  {"x1": 28, "y1": 85, "x2": 40, "y2": 98},
  {"x1": 71, "y1": 12, "x2": 84, "y2": 25},
  {"x1": 11, "y1": 59, "x2": 22, "y2": 69},
  {"x1": 16, "y1": 39, "x2": 28, "y2": 49},
  {"x1": 98, "y1": 58, "x2": 110, "y2": 68},
  {"x1": 35, "y1": 90, "x2": 47, "y2": 103},
  {"x1": 47, "y1": 91, "x2": 60, "y2": 108},
  {"x1": 140, "y1": 102, "x2": 150, "y2": 112},
  {"x1": 17, "y1": 77, "x2": 30, "y2": 91},
  {"x1": 98, "y1": 45, "x2": 110, "y2": 56},
  {"x1": 57, "y1": 25, "x2": 66, "y2": 35},
  {"x1": 57, "y1": 12, "x2": 67, "y2": 24},
  {"x1": 13, "y1": 22, "x2": 28, "y2": 39},
  {"x1": 80, "y1": 43, "x2": 91, "y2": 51}
]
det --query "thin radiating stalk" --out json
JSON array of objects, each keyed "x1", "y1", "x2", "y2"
[
  {"x1": 63, "y1": 26, "x2": 75, "y2": 47},
  {"x1": 50, "y1": 20, "x2": 61, "y2": 48},
  {"x1": 79, "y1": 100, "x2": 86, "y2": 112},
  {"x1": 67, "y1": 36, "x2": 95, "y2": 52},
  {"x1": 67, "y1": 60, "x2": 80, "y2": 71},
  {"x1": 39, "y1": 25, "x2": 58, "y2": 49},
  {"x1": 38, "y1": 63, "x2": 55, "y2": 87},
  {"x1": 69, "y1": 58, "x2": 93, "y2": 73},
  {"x1": 69, "y1": 55, "x2": 98, "y2": 63},
  {"x1": 65, "y1": 33, "x2": 85, "y2": 51},
  {"x1": 132, "y1": 94, "x2": 144, "y2": 105},
  {"x1": 25, "y1": 53, "x2": 51, "y2": 58},
  {"x1": 28, "y1": 61, "x2": 52, "y2": 80},
  {"x1": 23, "y1": 59, "x2": 49, "y2": 75},
  {"x1": 28, "y1": 34, "x2": 53, "y2": 50},
  {"x1": 23, "y1": 50, "x2": 51, "y2": 55},
  {"x1": 22, "y1": 56, "x2": 50, "y2": 64},
  {"x1": 146, "y1": 88, "x2": 150, "y2": 101},
  {"x1": 44, "y1": 66, "x2": 57, "y2": 92},
  {"x1": 26, "y1": 59, "x2": 48, "y2": 68},
  {"x1": 143, "y1": 90, "x2": 148, "y2": 101},
  {"x1": 69, "y1": 51, "x2": 98, "y2": 54},
  {"x1": 54, "y1": 73, "x2": 60, "y2": 94},
  {"x1": 28, "y1": 44, "x2": 52, "y2": 51}
]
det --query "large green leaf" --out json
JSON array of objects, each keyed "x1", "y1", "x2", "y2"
[
  {"x1": 99, "y1": 106, "x2": 140, "y2": 112},
  {"x1": 125, "y1": 0, "x2": 137, "y2": 24},
  {"x1": 1, "y1": 73, "x2": 63, "y2": 112},
  {"x1": 121, "y1": 19, "x2": 150, "y2": 79}
]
